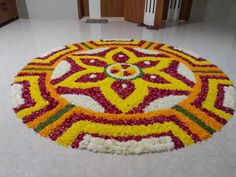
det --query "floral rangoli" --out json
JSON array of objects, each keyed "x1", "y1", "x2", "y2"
[{"x1": 11, "y1": 39, "x2": 235, "y2": 154}]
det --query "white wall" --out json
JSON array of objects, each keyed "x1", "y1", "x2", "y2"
[
  {"x1": 204, "y1": 0, "x2": 234, "y2": 22},
  {"x1": 89, "y1": 0, "x2": 101, "y2": 18},
  {"x1": 190, "y1": 0, "x2": 236, "y2": 24},
  {"x1": 16, "y1": 0, "x2": 29, "y2": 18},
  {"x1": 26, "y1": 0, "x2": 78, "y2": 19},
  {"x1": 228, "y1": 2, "x2": 236, "y2": 24},
  {"x1": 189, "y1": 0, "x2": 208, "y2": 22}
]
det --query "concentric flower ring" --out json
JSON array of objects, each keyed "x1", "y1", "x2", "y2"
[{"x1": 11, "y1": 39, "x2": 235, "y2": 154}]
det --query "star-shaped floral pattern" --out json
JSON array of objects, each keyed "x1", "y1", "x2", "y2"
[{"x1": 52, "y1": 47, "x2": 195, "y2": 113}]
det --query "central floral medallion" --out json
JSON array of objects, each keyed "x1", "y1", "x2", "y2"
[
  {"x1": 105, "y1": 63, "x2": 142, "y2": 80},
  {"x1": 51, "y1": 47, "x2": 196, "y2": 114}
]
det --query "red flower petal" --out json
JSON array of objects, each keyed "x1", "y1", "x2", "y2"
[
  {"x1": 142, "y1": 74, "x2": 170, "y2": 84},
  {"x1": 121, "y1": 64, "x2": 130, "y2": 69},
  {"x1": 111, "y1": 69, "x2": 119, "y2": 74},
  {"x1": 112, "y1": 52, "x2": 129, "y2": 63},
  {"x1": 111, "y1": 80, "x2": 135, "y2": 99},
  {"x1": 135, "y1": 60, "x2": 159, "y2": 69},
  {"x1": 123, "y1": 71, "x2": 132, "y2": 76},
  {"x1": 76, "y1": 73, "x2": 106, "y2": 83},
  {"x1": 80, "y1": 58, "x2": 107, "y2": 67}
]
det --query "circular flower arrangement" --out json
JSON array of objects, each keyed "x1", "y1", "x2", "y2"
[{"x1": 11, "y1": 39, "x2": 235, "y2": 155}]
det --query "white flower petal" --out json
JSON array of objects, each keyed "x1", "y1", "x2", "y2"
[
  {"x1": 39, "y1": 46, "x2": 65, "y2": 57},
  {"x1": 79, "y1": 135, "x2": 174, "y2": 155},
  {"x1": 121, "y1": 84, "x2": 127, "y2": 88},
  {"x1": 61, "y1": 94, "x2": 105, "y2": 112},
  {"x1": 223, "y1": 86, "x2": 236, "y2": 110},
  {"x1": 150, "y1": 75, "x2": 157, "y2": 79},
  {"x1": 144, "y1": 95, "x2": 187, "y2": 112},
  {"x1": 177, "y1": 63, "x2": 196, "y2": 83},
  {"x1": 76, "y1": 47, "x2": 109, "y2": 55},
  {"x1": 51, "y1": 60, "x2": 71, "y2": 80},
  {"x1": 11, "y1": 83, "x2": 25, "y2": 108},
  {"x1": 102, "y1": 39, "x2": 132, "y2": 41},
  {"x1": 144, "y1": 61, "x2": 151, "y2": 65},
  {"x1": 89, "y1": 74, "x2": 97, "y2": 79},
  {"x1": 133, "y1": 48, "x2": 160, "y2": 55}
]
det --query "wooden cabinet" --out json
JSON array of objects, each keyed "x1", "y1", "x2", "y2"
[{"x1": 0, "y1": 0, "x2": 18, "y2": 25}]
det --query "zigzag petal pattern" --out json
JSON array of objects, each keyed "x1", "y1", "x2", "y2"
[{"x1": 11, "y1": 40, "x2": 236, "y2": 155}]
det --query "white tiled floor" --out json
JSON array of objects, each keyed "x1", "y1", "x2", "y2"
[{"x1": 0, "y1": 19, "x2": 236, "y2": 177}]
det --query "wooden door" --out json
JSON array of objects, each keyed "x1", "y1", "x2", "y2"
[
  {"x1": 77, "y1": 0, "x2": 89, "y2": 19},
  {"x1": 101, "y1": 0, "x2": 124, "y2": 17},
  {"x1": 179, "y1": 0, "x2": 193, "y2": 21},
  {"x1": 162, "y1": 0, "x2": 169, "y2": 20},
  {"x1": 154, "y1": 0, "x2": 165, "y2": 28},
  {"x1": 124, "y1": 0, "x2": 145, "y2": 23}
]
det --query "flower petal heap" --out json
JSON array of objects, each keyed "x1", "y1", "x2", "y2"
[{"x1": 11, "y1": 40, "x2": 235, "y2": 155}]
